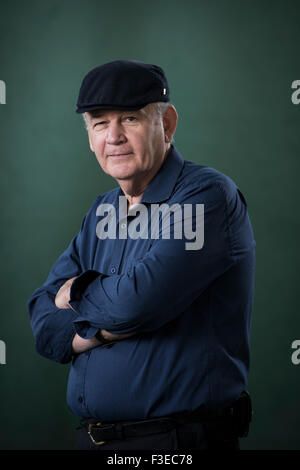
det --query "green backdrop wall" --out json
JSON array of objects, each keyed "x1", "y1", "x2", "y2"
[{"x1": 0, "y1": 0, "x2": 299, "y2": 450}]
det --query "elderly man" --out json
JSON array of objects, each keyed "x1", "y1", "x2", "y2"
[{"x1": 27, "y1": 60, "x2": 255, "y2": 451}]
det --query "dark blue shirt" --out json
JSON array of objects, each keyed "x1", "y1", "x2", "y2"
[{"x1": 27, "y1": 146, "x2": 255, "y2": 421}]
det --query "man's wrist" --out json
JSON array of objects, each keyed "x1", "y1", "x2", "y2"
[{"x1": 72, "y1": 333, "x2": 102, "y2": 354}]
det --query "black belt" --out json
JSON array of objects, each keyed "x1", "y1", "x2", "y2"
[
  {"x1": 83, "y1": 417, "x2": 177, "y2": 446},
  {"x1": 80, "y1": 406, "x2": 236, "y2": 446}
]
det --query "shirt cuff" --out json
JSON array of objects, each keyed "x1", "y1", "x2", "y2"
[
  {"x1": 70, "y1": 270, "x2": 101, "y2": 301},
  {"x1": 72, "y1": 319, "x2": 99, "y2": 339},
  {"x1": 69, "y1": 271, "x2": 105, "y2": 340}
]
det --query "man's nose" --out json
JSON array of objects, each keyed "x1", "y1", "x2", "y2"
[{"x1": 106, "y1": 122, "x2": 126, "y2": 145}]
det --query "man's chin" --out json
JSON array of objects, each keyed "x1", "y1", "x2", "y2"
[
  {"x1": 107, "y1": 169, "x2": 136, "y2": 181},
  {"x1": 113, "y1": 173, "x2": 136, "y2": 181},
  {"x1": 105, "y1": 164, "x2": 137, "y2": 181}
]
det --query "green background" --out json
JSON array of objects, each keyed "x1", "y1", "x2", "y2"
[{"x1": 0, "y1": 0, "x2": 299, "y2": 450}]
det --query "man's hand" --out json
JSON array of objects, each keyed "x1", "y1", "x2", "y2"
[
  {"x1": 72, "y1": 330, "x2": 135, "y2": 354},
  {"x1": 72, "y1": 333, "x2": 101, "y2": 354},
  {"x1": 55, "y1": 277, "x2": 137, "y2": 353},
  {"x1": 55, "y1": 277, "x2": 77, "y2": 309},
  {"x1": 100, "y1": 329, "x2": 136, "y2": 341}
]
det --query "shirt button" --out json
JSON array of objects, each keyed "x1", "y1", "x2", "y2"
[
  {"x1": 111, "y1": 267, "x2": 116, "y2": 274},
  {"x1": 78, "y1": 396, "x2": 83, "y2": 403},
  {"x1": 121, "y1": 223, "x2": 127, "y2": 229}
]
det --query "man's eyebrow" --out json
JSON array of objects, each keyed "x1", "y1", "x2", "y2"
[
  {"x1": 89, "y1": 111, "x2": 106, "y2": 119},
  {"x1": 88, "y1": 109, "x2": 143, "y2": 121}
]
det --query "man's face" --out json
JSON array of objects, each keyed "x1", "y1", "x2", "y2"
[{"x1": 85, "y1": 104, "x2": 168, "y2": 185}]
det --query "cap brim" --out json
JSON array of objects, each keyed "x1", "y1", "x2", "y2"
[{"x1": 76, "y1": 103, "x2": 146, "y2": 114}]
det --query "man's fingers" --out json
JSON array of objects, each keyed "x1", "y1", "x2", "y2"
[{"x1": 101, "y1": 329, "x2": 136, "y2": 341}]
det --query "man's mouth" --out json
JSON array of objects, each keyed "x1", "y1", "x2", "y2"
[{"x1": 107, "y1": 152, "x2": 133, "y2": 157}]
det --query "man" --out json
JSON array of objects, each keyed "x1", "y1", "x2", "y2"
[{"x1": 27, "y1": 60, "x2": 255, "y2": 450}]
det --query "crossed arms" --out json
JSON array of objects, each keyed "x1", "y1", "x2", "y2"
[
  {"x1": 54, "y1": 277, "x2": 135, "y2": 353},
  {"x1": 27, "y1": 177, "x2": 248, "y2": 364}
]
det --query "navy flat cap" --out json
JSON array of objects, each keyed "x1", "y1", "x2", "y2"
[{"x1": 76, "y1": 60, "x2": 170, "y2": 113}]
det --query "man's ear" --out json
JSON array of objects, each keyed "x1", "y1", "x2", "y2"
[
  {"x1": 88, "y1": 133, "x2": 95, "y2": 153},
  {"x1": 85, "y1": 113, "x2": 95, "y2": 152},
  {"x1": 163, "y1": 105, "x2": 178, "y2": 143}
]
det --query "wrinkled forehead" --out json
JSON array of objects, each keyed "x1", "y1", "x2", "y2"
[{"x1": 86, "y1": 104, "x2": 154, "y2": 121}]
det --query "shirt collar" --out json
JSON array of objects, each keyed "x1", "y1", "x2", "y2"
[
  {"x1": 139, "y1": 145, "x2": 184, "y2": 204},
  {"x1": 116, "y1": 145, "x2": 184, "y2": 207}
]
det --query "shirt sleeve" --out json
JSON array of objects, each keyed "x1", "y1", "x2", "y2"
[
  {"x1": 27, "y1": 219, "x2": 86, "y2": 364},
  {"x1": 69, "y1": 178, "x2": 255, "y2": 338}
]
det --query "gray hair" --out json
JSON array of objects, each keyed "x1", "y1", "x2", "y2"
[{"x1": 151, "y1": 101, "x2": 172, "y2": 118}]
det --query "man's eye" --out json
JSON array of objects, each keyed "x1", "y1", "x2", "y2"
[
  {"x1": 125, "y1": 116, "x2": 137, "y2": 122},
  {"x1": 94, "y1": 121, "x2": 106, "y2": 127}
]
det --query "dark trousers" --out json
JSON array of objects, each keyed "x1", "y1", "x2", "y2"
[{"x1": 76, "y1": 421, "x2": 240, "y2": 451}]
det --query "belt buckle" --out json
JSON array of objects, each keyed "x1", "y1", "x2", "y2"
[{"x1": 87, "y1": 422, "x2": 106, "y2": 446}]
